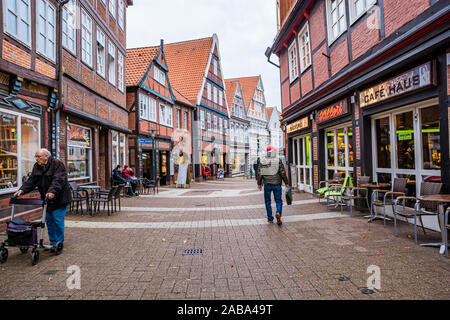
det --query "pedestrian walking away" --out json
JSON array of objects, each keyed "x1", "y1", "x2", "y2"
[
  {"x1": 14, "y1": 149, "x2": 72, "y2": 253},
  {"x1": 257, "y1": 146, "x2": 290, "y2": 225}
]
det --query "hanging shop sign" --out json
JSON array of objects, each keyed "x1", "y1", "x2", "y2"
[
  {"x1": 359, "y1": 61, "x2": 434, "y2": 108},
  {"x1": 316, "y1": 99, "x2": 349, "y2": 124},
  {"x1": 287, "y1": 117, "x2": 309, "y2": 134}
]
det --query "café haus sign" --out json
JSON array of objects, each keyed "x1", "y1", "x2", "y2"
[
  {"x1": 359, "y1": 61, "x2": 433, "y2": 108},
  {"x1": 316, "y1": 99, "x2": 349, "y2": 124}
]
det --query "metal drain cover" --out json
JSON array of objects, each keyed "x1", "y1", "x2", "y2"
[
  {"x1": 182, "y1": 249, "x2": 203, "y2": 256},
  {"x1": 338, "y1": 276, "x2": 350, "y2": 281},
  {"x1": 361, "y1": 288, "x2": 375, "y2": 294},
  {"x1": 195, "y1": 204, "x2": 206, "y2": 207}
]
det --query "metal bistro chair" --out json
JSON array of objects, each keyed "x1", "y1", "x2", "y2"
[
  {"x1": 143, "y1": 177, "x2": 159, "y2": 195},
  {"x1": 341, "y1": 176, "x2": 370, "y2": 216},
  {"x1": 92, "y1": 186, "x2": 118, "y2": 216},
  {"x1": 370, "y1": 178, "x2": 408, "y2": 227},
  {"x1": 69, "y1": 182, "x2": 88, "y2": 215},
  {"x1": 393, "y1": 182, "x2": 443, "y2": 244},
  {"x1": 98, "y1": 184, "x2": 124, "y2": 212},
  {"x1": 324, "y1": 175, "x2": 353, "y2": 214},
  {"x1": 317, "y1": 172, "x2": 343, "y2": 204},
  {"x1": 444, "y1": 208, "x2": 449, "y2": 258}
]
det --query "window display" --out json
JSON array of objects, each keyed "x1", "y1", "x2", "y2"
[
  {"x1": 67, "y1": 124, "x2": 91, "y2": 180},
  {"x1": 0, "y1": 113, "x2": 18, "y2": 190},
  {"x1": 421, "y1": 106, "x2": 440, "y2": 170}
]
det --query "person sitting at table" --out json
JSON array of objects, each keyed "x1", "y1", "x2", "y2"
[
  {"x1": 122, "y1": 165, "x2": 138, "y2": 196},
  {"x1": 112, "y1": 165, "x2": 127, "y2": 186}
]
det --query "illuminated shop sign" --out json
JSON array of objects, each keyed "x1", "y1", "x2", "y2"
[
  {"x1": 359, "y1": 61, "x2": 434, "y2": 108},
  {"x1": 316, "y1": 99, "x2": 349, "y2": 124},
  {"x1": 287, "y1": 117, "x2": 308, "y2": 134}
]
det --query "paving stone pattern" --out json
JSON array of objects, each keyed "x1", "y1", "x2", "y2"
[{"x1": 0, "y1": 178, "x2": 448, "y2": 300}]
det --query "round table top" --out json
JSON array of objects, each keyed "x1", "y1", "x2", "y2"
[
  {"x1": 78, "y1": 185, "x2": 101, "y2": 189},
  {"x1": 361, "y1": 183, "x2": 391, "y2": 188},
  {"x1": 417, "y1": 194, "x2": 450, "y2": 203}
]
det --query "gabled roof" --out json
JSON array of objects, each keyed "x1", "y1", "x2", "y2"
[
  {"x1": 225, "y1": 76, "x2": 260, "y2": 112},
  {"x1": 267, "y1": 106, "x2": 275, "y2": 120},
  {"x1": 163, "y1": 37, "x2": 214, "y2": 104},
  {"x1": 173, "y1": 88, "x2": 193, "y2": 107},
  {"x1": 126, "y1": 46, "x2": 160, "y2": 87},
  {"x1": 224, "y1": 79, "x2": 239, "y2": 110}
]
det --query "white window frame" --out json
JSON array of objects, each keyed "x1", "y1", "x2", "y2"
[
  {"x1": 67, "y1": 123, "x2": 93, "y2": 182},
  {"x1": 219, "y1": 118, "x2": 223, "y2": 135},
  {"x1": 207, "y1": 112, "x2": 211, "y2": 131},
  {"x1": 218, "y1": 90, "x2": 223, "y2": 107},
  {"x1": 326, "y1": 0, "x2": 347, "y2": 45},
  {"x1": 213, "y1": 86, "x2": 218, "y2": 104},
  {"x1": 81, "y1": 9, "x2": 93, "y2": 67},
  {"x1": 96, "y1": 27, "x2": 106, "y2": 78},
  {"x1": 324, "y1": 122, "x2": 354, "y2": 180},
  {"x1": 154, "y1": 67, "x2": 165, "y2": 86},
  {"x1": 139, "y1": 92, "x2": 149, "y2": 120},
  {"x1": 3, "y1": 0, "x2": 32, "y2": 47},
  {"x1": 62, "y1": 0, "x2": 76, "y2": 54},
  {"x1": 213, "y1": 115, "x2": 218, "y2": 133},
  {"x1": 159, "y1": 103, "x2": 173, "y2": 127},
  {"x1": 213, "y1": 59, "x2": 218, "y2": 75},
  {"x1": 293, "y1": 135, "x2": 313, "y2": 193},
  {"x1": 349, "y1": 0, "x2": 377, "y2": 25},
  {"x1": 183, "y1": 111, "x2": 188, "y2": 130},
  {"x1": 224, "y1": 120, "x2": 228, "y2": 136},
  {"x1": 36, "y1": 0, "x2": 56, "y2": 62},
  {"x1": 176, "y1": 108, "x2": 181, "y2": 129},
  {"x1": 371, "y1": 98, "x2": 440, "y2": 196},
  {"x1": 288, "y1": 40, "x2": 299, "y2": 83},
  {"x1": 207, "y1": 82, "x2": 212, "y2": 101},
  {"x1": 118, "y1": 51, "x2": 124, "y2": 92},
  {"x1": 109, "y1": 0, "x2": 116, "y2": 19},
  {"x1": 0, "y1": 109, "x2": 41, "y2": 195},
  {"x1": 298, "y1": 22, "x2": 312, "y2": 73},
  {"x1": 200, "y1": 110, "x2": 205, "y2": 130},
  {"x1": 118, "y1": 0, "x2": 125, "y2": 30},
  {"x1": 108, "y1": 40, "x2": 116, "y2": 86}
]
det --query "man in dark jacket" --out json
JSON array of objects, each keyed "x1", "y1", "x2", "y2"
[
  {"x1": 257, "y1": 146, "x2": 290, "y2": 226},
  {"x1": 14, "y1": 149, "x2": 71, "y2": 251},
  {"x1": 112, "y1": 165, "x2": 127, "y2": 185}
]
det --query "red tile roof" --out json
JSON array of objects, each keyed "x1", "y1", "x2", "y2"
[
  {"x1": 224, "y1": 79, "x2": 238, "y2": 111},
  {"x1": 163, "y1": 37, "x2": 213, "y2": 104},
  {"x1": 173, "y1": 87, "x2": 193, "y2": 107},
  {"x1": 266, "y1": 106, "x2": 274, "y2": 120},
  {"x1": 126, "y1": 46, "x2": 160, "y2": 87},
  {"x1": 225, "y1": 76, "x2": 259, "y2": 112}
]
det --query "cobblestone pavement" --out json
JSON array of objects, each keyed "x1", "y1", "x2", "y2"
[{"x1": 0, "y1": 178, "x2": 449, "y2": 300}]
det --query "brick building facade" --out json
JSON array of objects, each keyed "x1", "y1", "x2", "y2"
[{"x1": 269, "y1": 0, "x2": 449, "y2": 197}]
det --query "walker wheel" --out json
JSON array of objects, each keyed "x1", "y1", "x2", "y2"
[
  {"x1": 0, "y1": 248, "x2": 8, "y2": 263},
  {"x1": 31, "y1": 249, "x2": 39, "y2": 266},
  {"x1": 55, "y1": 242, "x2": 63, "y2": 255},
  {"x1": 20, "y1": 247, "x2": 29, "y2": 254}
]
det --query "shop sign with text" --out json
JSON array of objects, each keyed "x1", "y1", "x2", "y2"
[
  {"x1": 287, "y1": 117, "x2": 309, "y2": 134},
  {"x1": 359, "y1": 62, "x2": 433, "y2": 108},
  {"x1": 316, "y1": 99, "x2": 348, "y2": 124}
]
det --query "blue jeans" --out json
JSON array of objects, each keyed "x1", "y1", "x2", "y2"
[
  {"x1": 264, "y1": 184, "x2": 283, "y2": 221},
  {"x1": 45, "y1": 207, "x2": 67, "y2": 246}
]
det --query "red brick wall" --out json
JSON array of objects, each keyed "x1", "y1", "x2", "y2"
[
  {"x1": 313, "y1": 43, "x2": 329, "y2": 88},
  {"x1": 383, "y1": 0, "x2": 430, "y2": 38},
  {"x1": 35, "y1": 58, "x2": 56, "y2": 79},
  {"x1": 330, "y1": 38, "x2": 349, "y2": 76},
  {"x1": 301, "y1": 69, "x2": 313, "y2": 96},
  {"x1": 351, "y1": 10, "x2": 381, "y2": 60},
  {"x1": 2, "y1": 40, "x2": 31, "y2": 69},
  {"x1": 279, "y1": 49, "x2": 289, "y2": 83},
  {"x1": 290, "y1": 81, "x2": 301, "y2": 103},
  {"x1": 309, "y1": 2, "x2": 326, "y2": 51}
]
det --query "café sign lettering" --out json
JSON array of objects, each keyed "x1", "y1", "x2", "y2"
[
  {"x1": 316, "y1": 99, "x2": 348, "y2": 124},
  {"x1": 360, "y1": 62, "x2": 433, "y2": 108},
  {"x1": 287, "y1": 117, "x2": 308, "y2": 134}
]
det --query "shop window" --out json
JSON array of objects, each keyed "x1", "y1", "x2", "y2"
[
  {"x1": 67, "y1": 124, "x2": 92, "y2": 181},
  {"x1": 112, "y1": 131, "x2": 118, "y2": 169},
  {"x1": 395, "y1": 111, "x2": 415, "y2": 170},
  {"x1": 326, "y1": 132, "x2": 334, "y2": 166},
  {"x1": 325, "y1": 125, "x2": 353, "y2": 180},
  {"x1": 119, "y1": 134, "x2": 125, "y2": 166},
  {"x1": 0, "y1": 111, "x2": 40, "y2": 193},
  {"x1": 421, "y1": 106, "x2": 440, "y2": 170},
  {"x1": 375, "y1": 117, "x2": 391, "y2": 168}
]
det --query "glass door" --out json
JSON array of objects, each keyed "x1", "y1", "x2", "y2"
[
  {"x1": 325, "y1": 124, "x2": 354, "y2": 181},
  {"x1": 293, "y1": 135, "x2": 313, "y2": 192}
]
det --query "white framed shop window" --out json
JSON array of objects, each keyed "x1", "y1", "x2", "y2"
[
  {"x1": 325, "y1": 122, "x2": 354, "y2": 180},
  {"x1": 0, "y1": 109, "x2": 40, "y2": 195},
  {"x1": 288, "y1": 40, "x2": 299, "y2": 83},
  {"x1": 326, "y1": 0, "x2": 347, "y2": 45},
  {"x1": 3, "y1": 0, "x2": 32, "y2": 47},
  {"x1": 112, "y1": 130, "x2": 126, "y2": 169},
  {"x1": 371, "y1": 98, "x2": 441, "y2": 196},
  {"x1": 293, "y1": 135, "x2": 313, "y2": 193},
  {"x1": 67, "y1": 123, "x2": 92, "y2": 181}
]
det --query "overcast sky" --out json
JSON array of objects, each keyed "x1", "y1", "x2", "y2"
[{"x1": 126, "y1": 0, "x2": 281, "y2": 111}]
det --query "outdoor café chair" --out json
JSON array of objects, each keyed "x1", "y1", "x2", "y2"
[
  {"x1": 324, "y1": 175, "x2": 352, "y2": 214},
  {"x1": 92, "y1": 186, "x2": 118, "y2": 216},
  {"x1": 393, "y1": 182, "x2": 443, "y2": 244},
  {"x1": 370, "y1": 178, "x2": 408, "y2": 227},
  {"x1": 444, "y1": 208, "x2": 449, "y2": 258},
  {"x1": 340, "y1": 176, "x2": 370, "y2": 216},
  {"x1": 69, "y1": 182, "x2": 88, "y2": 215},
  {"x1": 316, "y1": 172, "x2": 343, "y2": 204},
  {"x1": 143, "y1": 177, "x2": 159, "y2": 195}
]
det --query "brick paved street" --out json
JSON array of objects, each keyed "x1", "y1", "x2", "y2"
[{"x1": 0, "y1": 178, "x2": 449, "y2": 300}]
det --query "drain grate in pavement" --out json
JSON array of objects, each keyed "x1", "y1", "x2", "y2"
[
  {"x1": 182, "y1": 249, "x2": 203, "y2": 256},
  {"x1": 195, "y1": 204, "x2": 206, "y2": 207},
  {"x1": 44, "y1": 270, "x2": 57, "y2": 275}
]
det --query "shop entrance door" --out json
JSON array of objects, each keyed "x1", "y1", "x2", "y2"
[
  {"x1": 159, "y1": 151, "x2": 168, "y2": 185},
  {"x1": 325, "y1": 124, "x2": 354, "y2": 181},
  {"x1": 293, "y1": 135, "x2": 313, "y2": 193}
]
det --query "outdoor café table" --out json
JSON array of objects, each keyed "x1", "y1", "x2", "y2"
[
  {"x1": 416, "y1": 194, "x2": 450, "y2": 255},
  {"x1": 361, "y1": 183, "x2": 391, "y2": 222},
  {"x1": 78, "y1": 185, "x2": 101, "y2": 216}
]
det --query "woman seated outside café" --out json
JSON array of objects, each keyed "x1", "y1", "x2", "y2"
[{"x1": 122, "y1": 165, "x2": 138, "y2": 196}]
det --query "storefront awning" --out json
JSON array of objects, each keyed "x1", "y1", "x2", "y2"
[{"x1": 63, "y1": 105, "x2": 132, "y2": 134}]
